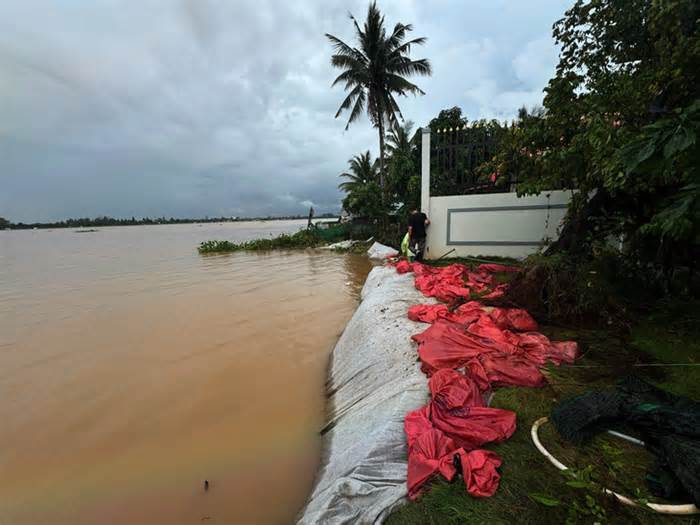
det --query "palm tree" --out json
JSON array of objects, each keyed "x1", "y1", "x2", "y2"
[
  {"x1": 326, "y1": 2, "x2": 431, "y2": 195},
  {"x1": 386, "y1": 120, "x2": 416, "y2": 159},
  {"x1": 385, "y1": 120, "x2": 420, "y2": 209},
  {"x1": 338, "y1": 151, "x2": 378, "y2": 193}
]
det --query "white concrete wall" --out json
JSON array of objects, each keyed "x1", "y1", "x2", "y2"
[{"x1": 425, "y1": 190, "x2": 572, "y2": 259}]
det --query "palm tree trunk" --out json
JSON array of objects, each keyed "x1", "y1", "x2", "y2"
[{"x1": 378, "y1": 119, "x2": 386, "y2": 199}]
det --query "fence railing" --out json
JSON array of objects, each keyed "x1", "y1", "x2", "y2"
[{"x1": 429, "y1": 126, "x2": 512, "y2": 196}]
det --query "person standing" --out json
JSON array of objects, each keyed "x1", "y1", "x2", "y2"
[{"x1": 408, "y1": 208, "x2": 430, "y2": 261}]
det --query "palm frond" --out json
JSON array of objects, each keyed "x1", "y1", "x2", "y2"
[
  {"x1": 325, "y1": 34, "x2": 359, "y2": 58},
  {"x1": 345, "y1": 90, "x2": 367, "y2": 129},
  {"x1": 338, "y1": 150, "x2": 378, "y2": 192},
  {"x1": 389, "y1": 57, "x2": 432, "y2": 78},
  {"x1": 387, "y1": 22, "x2": 412, "y2": 50},
  {"x1": 330, "y1": 68, "x2": 360, "y2": 89},
  {"x1": 390, "y1": 36, "x2": 427, "y2": 56}
]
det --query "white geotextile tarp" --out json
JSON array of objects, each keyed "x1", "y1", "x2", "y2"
[
  {"x1": 297, "y1": 266, "x2": 434, "y2": 524},
  {"x1": 319, "y1": 240, "x2": 358, "y2": 250},
  {"x1": 367, "y1": 242, "x2": 399, "y2": 260}
]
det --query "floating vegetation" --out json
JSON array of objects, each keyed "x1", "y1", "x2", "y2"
[{"x1": 198, "y1": 228, "x2": 324, "y2": 254}]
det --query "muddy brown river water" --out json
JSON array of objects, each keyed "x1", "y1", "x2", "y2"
[{"x1": 0, "y1": 221, "x2": 373, "y2": 524}]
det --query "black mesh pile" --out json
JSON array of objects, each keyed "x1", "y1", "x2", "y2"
[{"x1": 551, "y1": 376, "x2": 700, "y2": 506}]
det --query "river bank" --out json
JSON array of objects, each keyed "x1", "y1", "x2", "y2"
[
  {"x1": 299, "y1": 250, "x2": 700, "y2": 524},
  {"x1": 298, "y1": 265, "x2": 434, "y2": 523}
]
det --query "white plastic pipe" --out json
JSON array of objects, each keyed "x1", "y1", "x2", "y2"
[{"x1": 531, "y1": 417, "x2": 699, "y2": 515}]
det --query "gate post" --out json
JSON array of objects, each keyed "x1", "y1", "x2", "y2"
[{"x1": 421, "y1": 127, "x2": 431, "y2": 214}]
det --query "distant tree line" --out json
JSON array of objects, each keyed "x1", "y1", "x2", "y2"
[{"x1": 0, "y1": 213, "x2": 338, "y2": 230}]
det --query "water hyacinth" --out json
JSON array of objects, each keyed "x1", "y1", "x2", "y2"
[{"x1": 198, "y1": 229, "x2": 324, "y2": 254}]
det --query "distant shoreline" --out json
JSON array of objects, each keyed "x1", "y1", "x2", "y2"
[{"x1": 3, "y1": 216, "x2": 339, "y2": 230}]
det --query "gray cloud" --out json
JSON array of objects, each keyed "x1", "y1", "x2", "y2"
[{"x1": 0, "y1": 0, "x2": 572, "y2": 222}]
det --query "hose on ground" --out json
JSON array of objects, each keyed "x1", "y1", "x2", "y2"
[{"x1": 530, "y1": 416, "x2": 699, "y2": 515}]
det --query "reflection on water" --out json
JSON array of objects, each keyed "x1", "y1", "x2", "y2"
[{"x1": 0, "y1": 221, "x2": 372, "y2": 524}]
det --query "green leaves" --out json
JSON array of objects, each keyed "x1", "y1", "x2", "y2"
[
  {"x1": 616, "y1": 100, "x2": 700, "y2": 242},
  {"x1": 620, "y1": 137, "x2": 658, "y2": 175},
  {"x1": 663, "y1": 126, "x2": 696, "y2": 159},
  {"x1": 641, "y1": 183, "x2": 700, "y2": 241},
  {"x1": 338, "y1": 151, "x2": 389, "y2": 219},
  {"x1": 480, "y1": 0, "x2": 699, "y2": 276},
  {"x1": 528, "y1": 493, "x2": 561, "y2": 507}
]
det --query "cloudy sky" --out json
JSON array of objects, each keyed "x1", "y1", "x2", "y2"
[{"x1": 0, "y1": 0, "x2": 572, "y2": 222}]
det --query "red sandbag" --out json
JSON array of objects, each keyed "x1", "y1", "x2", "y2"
[
  {"x1": 464, "y1": 358, "x2": 492, "y2": 391},
  {"x1": 465, "y1": 271, "x2": 492, "y2": 292},
  {"x1": 465, "y1": 315, "x2": 522, "y2": 355},
  {"x1": 554, "y1": 341, "x2": 579, "y2": 364},
  {"x1": 406, "y1": 427, "x2": 459, "y2": 499},
  {"x1": 429, "y1": 368, "x2": 483, "y2": 408},
  {"x1": 411, "y1": 262, "x2": 436, "y2": 277},
  {"x1": 489, "y1": 307, "x2": 539, "y2": 332},
  {"x1": 457, "y1": 449, "x2": 503, "y2": 497},
  {"x1": 396, "y1": 260, "x2": 413, "y2": 274},
  {"x1": 415, "y1": 321, "x2": 498, "y2": 375},
  {"x1": 517, "y1": 333, "x2": 579, "y2": 366},
  {"x1": 477, "y1": 263, "x2": 520, "y2": 273},
  {"x1": 481, "y1": 283, "x2": 508, "y2": 299},
  {"x1": 416, "y1": 318, "x2": 578, "y2": 376},
  {"x1": 427, "y1": 369, "x2": 516, "y2": 450},
  {"x1": 404, "y1": 405, "x2": 434, "y2": 449},
  {"x1": 409, "y1": 303, "x2": 537, "y2": 332},
  {"x1": 414, "y1": 264, "x2": 474, "y2": 303},
  {"x1": 468, "y1": 354, "x2": 547, "y2": 389},
  {"x1": 430, "y1": 404, "x2": 516, "y2": 450},
  {"x1": 411, "y1": 263, "x2": 516, "y2": 303},
  {"x1": 405, "y1": 372, "x2": 509, "y2": 499},
  {"x1": 415, "y1": 277, "x2": 472, "y2": 303},
  {"x1": 458, "y1": 301, "x2": 485, "y2": 314},
  {"x1": 408, "y1": 302, "x2": 483, "y2": 325},
  {"x1": 448, "y1": 301, "x2": 485, "y2": 326},
  {"x1": 397, "y1": 259, "x2": 577, "y2": 501},
  {"x1": 406, "y1": 426, "x2": 504, "y2": 499},
  {"x1": 408, "y1": 304, "x2": 451, "y2": 323}
]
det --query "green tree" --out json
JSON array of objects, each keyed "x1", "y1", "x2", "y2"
[
  {"x1": 0, "y1": 217, "x2": 10, "y2": 229},
  {"x1": 480, "y1": 0, "x2": 700, "y2": 317},
  {"x1": 338, "y1": 151, "x2": 379, "y2": 193},
  {"x1": 385, "y1": 120, "x2": 420, "y2": 213},
  {"x1": 338, "y1": 151, "x2": 384, "y2": 220},
  {"x1": 429, "y1": 106, "x2": 467, "y2": 132},
  {"x1": 326, "y1": 1, "x2": 431, "y2": 194},
  {"x1": 485, "y1": 0, "x2": 699, "y2": 258}
]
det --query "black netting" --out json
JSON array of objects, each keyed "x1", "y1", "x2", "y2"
[{"x1": 551, "y1": 376, "x2": 700, "y2": 506}]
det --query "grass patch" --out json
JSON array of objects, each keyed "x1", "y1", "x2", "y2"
[
  {"x1": 387, "y1": 300, "x2": 700, "y2": 525},
  {"x1": 630, "y1": 299, "x2": 700, "y2": 399}
]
